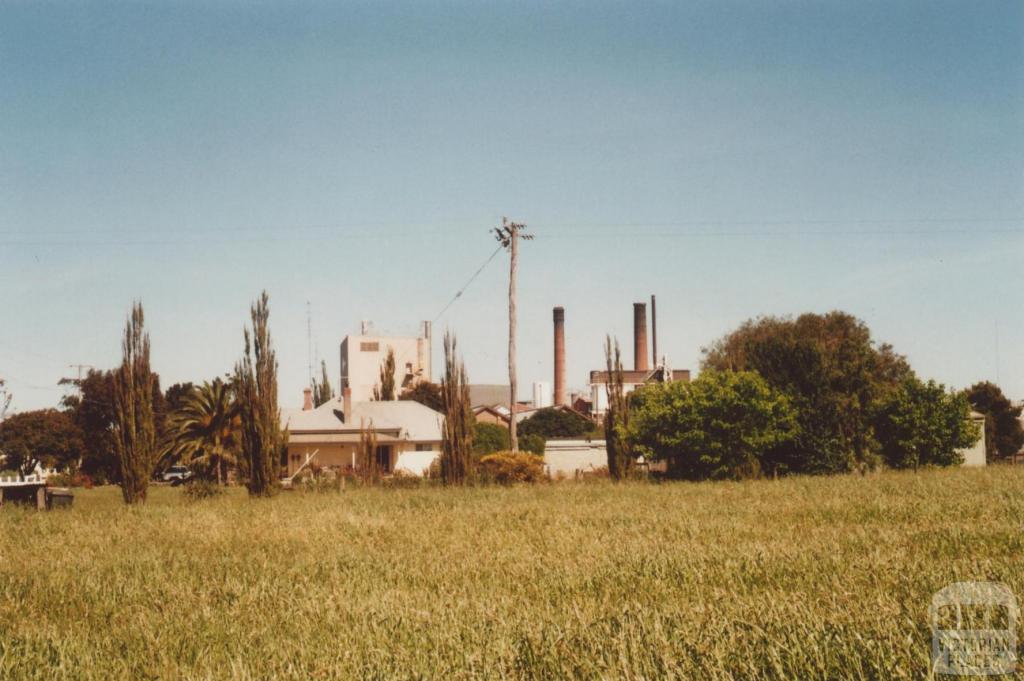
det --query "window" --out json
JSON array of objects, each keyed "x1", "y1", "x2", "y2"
[
  {"x1": 415, "y1": 443, "x2": 431, "y2": 452},
  {"x1": 375, "y1": 445, "x2": 392, "y2": 473},
  {"x1": 360, "y1": 342, "x2": 379, "y2": 352}
]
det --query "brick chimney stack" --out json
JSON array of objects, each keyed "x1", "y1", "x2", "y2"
[
  {"x1": 633, "y1": 302, "x2": 649, "y2": 372},
  {"x1": 302, "y1": 387, "x2": 313, "y2": 411},
  {"x1": 553, "y1": 306, "x2": 566, "y2": 407}
]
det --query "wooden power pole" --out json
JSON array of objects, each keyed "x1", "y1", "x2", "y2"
[{"x1": 494, "y1": 218, "x2": 531, "y2": 453}]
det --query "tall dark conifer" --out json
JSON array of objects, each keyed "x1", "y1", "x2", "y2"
[{"x1": 113, "y1": 302, "x2": 157, "y2": 504}]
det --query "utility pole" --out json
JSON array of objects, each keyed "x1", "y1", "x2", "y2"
[
  {"x1": 61, "y1": 364, "x2": 95, "y2": 385},
  {"x1": 307, "y1": 301, "x2": 313, "y2": 388},
  {"x1": 0, "y1": 378, "x2": 11, "y2": 423},
  {"x1": 494, "y1": 217, "x2": 532, "y2": 453}
]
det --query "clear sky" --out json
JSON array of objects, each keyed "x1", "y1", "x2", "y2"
[{"x1": 1, "y1": 1, "x2": 1022, "y2": 412}]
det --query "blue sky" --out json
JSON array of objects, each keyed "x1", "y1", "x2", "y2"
[{"x1": 1, "y1": 1, "x2": 1022, "y2": 411}]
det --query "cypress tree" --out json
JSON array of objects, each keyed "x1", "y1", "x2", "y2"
[
  {"x1": 113, "y1": 302, "x2": 157, "y2": 504},
  {"x1": 234, "y1": 291, "x2": 284, "y2": 497},
  {"x1": 440, "y1": 332, "x2": 474, "y2": 484},
  {"x1": 604, "y1": 336, "x2": 632, "y2": 481},
  {"x1": 373, "y1": 348, "x2": 397, "y2": 401}
]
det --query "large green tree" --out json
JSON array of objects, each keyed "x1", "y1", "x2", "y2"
[
  {"x1": 966, "y1": 382, "x2": 1023, "y2": 461},
  {"x1": 235, "y1": 291, "x2": 285, "y2": 496},
  {"x1": 0, "y1": 409, "x2": 85, "y2": 475},
  {"x1": 875, "y1": 377, "x2": 978, "y2": 469},
  {"x1": 519, "y1": 407, "x2": 593, "y2": 440},
  {"x1": 61, "y1": 369, "x2": 119, "y2": 483},
  {"x1": 628, "y1": 371, "x2": 799, "y2": 480},
  {"x1": 112, "y1": 302, "x2": 158, "y2": 504},
  {"x1": 702, "y1": 312, "x2": 913, "y2": 474},
  {"x1": 164, "y1": 379, "x2": 240, "y2": 485},
  {"x1": 399, "y1": 382, "x2": 444, "y2": 412}
]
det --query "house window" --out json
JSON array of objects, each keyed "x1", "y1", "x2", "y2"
[
  {"x1": 360, "y1": 342, "x2": 379, "y2": 352},
  {"x1": 415, "y1": 443, "x2": 431, "y2": 452},
  {"x1": 375, "y1": 445, "x2": 392, "y2": 473}
]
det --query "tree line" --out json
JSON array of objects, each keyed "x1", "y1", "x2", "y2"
[
  {"x1": 0, "y1": 293, "x2": 286, "y2": 503},
  {"x1": 605, "y1": 311, "x2": 1022, "y2": 481}
]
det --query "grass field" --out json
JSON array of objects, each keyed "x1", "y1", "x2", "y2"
[{"x1": 1, "y1": 468, "x2": 1022, "y2": 680}]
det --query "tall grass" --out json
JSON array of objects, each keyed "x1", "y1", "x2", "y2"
[{"x1": 1, "y1": 467, "x2": 1022, "y2": 679}]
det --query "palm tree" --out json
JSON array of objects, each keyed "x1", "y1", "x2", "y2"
[{"x1": 164, "y1": 379, "x2": 240, "y2": 485}]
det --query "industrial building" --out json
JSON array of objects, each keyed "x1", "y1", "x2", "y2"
[
  {"x1": 340, "y1": 321, "x2": 432, "y2": 403},
  {"x1": 550, "y1": 298, "x2": 690, "y2": 419}
]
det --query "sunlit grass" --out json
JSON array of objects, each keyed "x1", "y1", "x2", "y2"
[{"x1": 1, "y1": 467, "x2": 1022, "y2": 679}]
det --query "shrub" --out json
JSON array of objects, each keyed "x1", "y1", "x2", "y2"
[
  {"x1": 479, "y1": 452, "x2": 546, "y2": 484},
  {"x1": 520, "y1": 433, "x2": 545, "y2": 456},
  {"x1": 182, "y1": 479, "x2": 224, "y2": 501},
  {"x1": 382, "y1": 469, "x2": 426, "y2": 489},
  {"x1": 45, "y1": 471, "x2": 95, "y2": 488}
]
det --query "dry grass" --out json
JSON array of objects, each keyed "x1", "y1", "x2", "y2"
[{"x1": 1, "y1": 467, "x2": 1022, "y2": 679}]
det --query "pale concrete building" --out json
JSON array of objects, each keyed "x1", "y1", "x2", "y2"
[
  {"x1": 340, "y1": 322, "x2": 432, "y2": 403},
  {"x1": 589, "y1": 366, "x2": 690, "y2": 418}
]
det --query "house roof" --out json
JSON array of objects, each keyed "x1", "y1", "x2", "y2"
[
  {"x1": 468, "y1": 384, "x2": 511, "y2": 408},
  {"x1": 282, "y1": 398, "x2": 443, "y2": 441}
]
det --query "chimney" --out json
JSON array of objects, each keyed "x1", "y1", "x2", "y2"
[
  {"x1": 651, "y1": 294, "x2": 658, "y2": 368},
  {"x1": 302, "y1": 387, "x2": 313, "y2": 411},
  {"x1": 633, "y1": 302, "x2": 649, "y2": 371},
  {"x1": 553, "y1": 306, "x2": 567, "y2": 406},
  {"x1": 342, "y1": 387, "x2": 352, "y2": 422},
  {"x1": 422, "y1": 320, "x2": 432, "y2": 382}
]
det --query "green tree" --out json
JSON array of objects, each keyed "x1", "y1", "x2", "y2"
[
  {"x1": 0, "y1": 409, "x2": 85, "y2": 475},
  {"x1": 875, "y1": 377, "x2": 978, "y2": 469},
  {"x1": 61, "y1": 369, "x2": 119, "y2": 483},
  {"x1": 473, "y1": 421, "x2": 544, "y2": 457},
  {"x1": 112, "y1": 302, "x2": 158, "y2": 504},
  {"x1": 373, "y1": 347, "x2": 396, "y2": 401},
  {"x1": 164, "y1": 379, "x2": 240, "y2": 485},
  {"x1": 628, "y1": 371, "x2": 799, "y2": 480},
  {"x1": 312, "y1": 360, "x2": 334, "y2": 407},
  {"x1": 234, "y1": 291, "x2": 284, "y2": 496},
  {"x1": 473, "y1": 422, "x2": 509, "y2": 455},
  {"x1": 399, "y1": 381, "x2": 444, "y2": 412},
  {"x1": 440, "y1": 332, "x2": 474, "y2": 484},
  {"x1": 702, "y1": 312, "x2": 913, "y2": 474},
  {"x1": 519, "y1": 407, "x2": 592, "y2": 439},
  {"x1": 356, "y1": 418, "x2": 380, "y2": 485},
  {"x1": 603, "y1": 336, "x2": 632, "y2": 480},
  {"x1": 966, "y1": 381, "x2": 1023, "y2": 461}
]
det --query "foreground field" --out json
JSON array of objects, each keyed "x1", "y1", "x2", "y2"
[{"x1": 1, "y1": 468, "x2": 1022, "y2": 680}]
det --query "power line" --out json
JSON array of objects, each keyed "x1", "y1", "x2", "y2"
[{"x1": 433, "y1": 245, "x2": 504, "y2": 322}]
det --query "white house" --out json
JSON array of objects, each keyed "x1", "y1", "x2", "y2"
[{"x1": 282, "y1": 389, "x2": 443, "y2": 477}]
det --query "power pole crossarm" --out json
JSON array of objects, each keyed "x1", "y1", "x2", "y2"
[{"x1": 494, "y1": 218, "x2": 532, "y2": 454}]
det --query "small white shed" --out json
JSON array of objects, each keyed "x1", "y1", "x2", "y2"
[{"x1": 958, "y1": 411, "x2": 987, "y2": 467}]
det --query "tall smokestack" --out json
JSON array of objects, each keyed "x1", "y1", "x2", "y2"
[
  {"x1": 633, "y1": 302, "x2": 649, "y2": 372},
  {"x1": 553, "y1": 306, "x2": 567, "y2": 407},
  {"x1": 651, "y1": 294, "x2": 658, "y2": 368}
]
